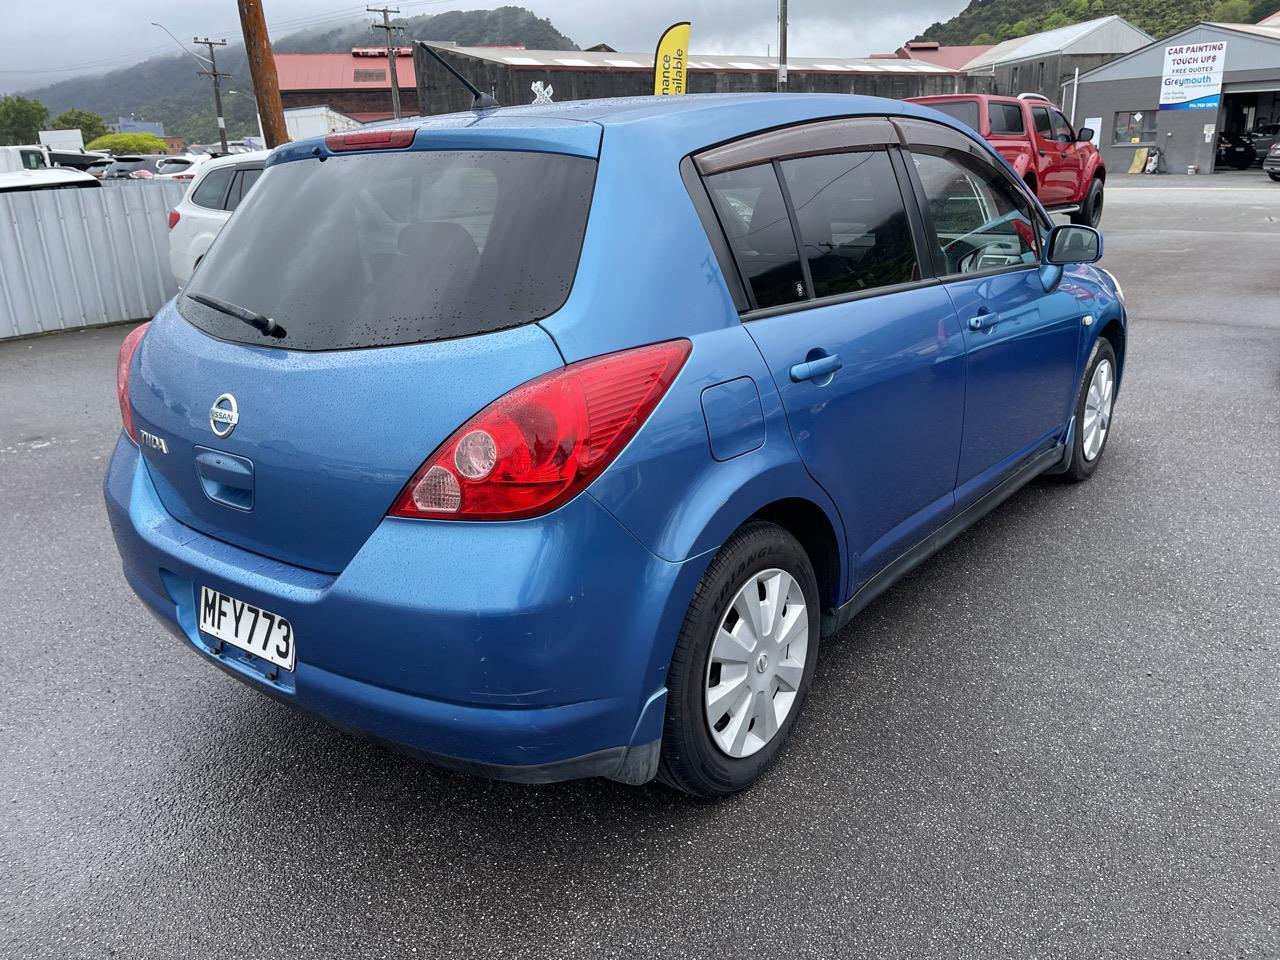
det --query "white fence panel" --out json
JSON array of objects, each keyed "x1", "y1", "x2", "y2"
[{"x1": 0, "y1": 180, "x2": 187, "y2": 339}]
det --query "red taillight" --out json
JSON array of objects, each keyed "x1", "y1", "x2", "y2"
[
  {"x1": 390, "y1": 340, "x2": 691, "y2": 521},
  {"x1": 324, "y1": 128, "x2": 416, "y2": 152},
  {"x1": 129, "y1": 169, "x2": 154, "y2": 179},
  {"x1": 116, "y1": 322, "x2": 150, "y2": 444},
  {"x1": 167, "y1": 209, "x2": 180, "y2": 230}
]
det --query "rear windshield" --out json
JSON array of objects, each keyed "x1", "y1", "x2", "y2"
[
  {"x1": 107, "y1": 158, "x2": 149, "y2": 173},
  {"x1": 926, "y1": 100, "x2": 980, "y2": 131},
  {"x1": 180, "y1": 149, "x2": 595, "y2": 351}
]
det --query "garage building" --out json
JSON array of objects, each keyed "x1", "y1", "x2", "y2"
[{"x1": 1073, "y1": 20, "x2": 1280, "y2": 174}]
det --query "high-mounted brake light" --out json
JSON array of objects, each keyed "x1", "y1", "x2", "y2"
[
  {"x1": 324, "y1": 128, "x2": 416, "y2": 152},
  {"x1": 390, "y1": 340, "x2": 691, "y2": 521},
  {"x1": 116, "y1": 322, "x2": 150, "y2": 444}
]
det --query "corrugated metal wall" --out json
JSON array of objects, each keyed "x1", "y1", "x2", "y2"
[{"x1": 0, "y1": 180, "x2": 187, "y2": 339}]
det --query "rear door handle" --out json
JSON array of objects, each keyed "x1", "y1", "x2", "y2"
[{"x1": 790, "y1": 353, "x2": 843, "y2": 383}]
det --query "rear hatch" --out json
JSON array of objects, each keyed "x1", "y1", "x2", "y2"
[{"x1": 129, "y1": 126, "x2": 599, "y2": 573}]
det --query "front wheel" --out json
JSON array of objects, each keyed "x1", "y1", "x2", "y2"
[
  {"x1": 1063, "y1": 337, "x2": 1117, "y2": 482},
  {"x1": 1269, "y1": 172, "x2": 1280, "y2": 182},
  {"x1": 658, "y1": 521, "x2": 820, "y2": 797},
  {"x1": 1071, "y1": 177, "x2": 1104, "y2": 227}
]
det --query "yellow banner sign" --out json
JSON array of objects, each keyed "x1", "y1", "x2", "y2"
[{"x1": 653, "y1": 21, "x2": 691, "y2": 96}]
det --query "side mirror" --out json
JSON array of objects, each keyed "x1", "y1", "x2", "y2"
[
  {"x1": 1076, "y1": 127, "x2": 1094, "y2": 143},
  {"x1": 1045, "y1": 224, "x2": 1102, "y2": 265}
]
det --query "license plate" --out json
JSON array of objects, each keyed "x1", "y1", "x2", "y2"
[{"x1": 198, "y1": 586, "x2": 295, "y2": 671}]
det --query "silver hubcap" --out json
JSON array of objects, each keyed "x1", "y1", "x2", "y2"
[
  {"x1": 1082, "y1": 357, "x2": 1114, "y2": 462},
  {"x1": 704, "y1": 568, "x2": 809, "y2": 759}
]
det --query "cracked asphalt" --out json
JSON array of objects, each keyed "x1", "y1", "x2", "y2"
[{"x1": 2, "y1": 178, "x2": 1279, "y2": 959}]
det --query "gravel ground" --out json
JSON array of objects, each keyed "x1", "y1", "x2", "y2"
[{"x1": 2, "y1": 179, "x2": 1278, "y2": 959}]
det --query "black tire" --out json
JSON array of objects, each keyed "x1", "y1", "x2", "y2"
[
  {"x1": 1071, "y1": 177, "x2": 1104, "y2": 227},
  {"x1": 1062, "y1": 337, "x2": 1118, "y2": 483},
  {"x1": 1269, "y1": 173, "x2": 1280, "y2": 182},
  {"x1": 657, "y1": 521, "x2": 820, "y2": 797}
]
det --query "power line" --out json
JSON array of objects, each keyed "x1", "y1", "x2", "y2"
[
  {"x1": 194, "y1": 37, "x2": 231, "y2": 154},
  {"x1": 368, "y1": 6, "x2": 406, "y2": 119},
  {"x1": 0, "y1": 0, "x2": 455, "y2": 78}
]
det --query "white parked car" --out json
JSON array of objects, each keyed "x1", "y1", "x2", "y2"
[
  {"x1": 154, "y1": 154, "x2": 208, "y2": 181},
  {"x1": 168, "y1": 149, "x2": 269, "y2": 285},
  {"x1": 0, "y1": 167, "x2": 101, "y2": 194}
]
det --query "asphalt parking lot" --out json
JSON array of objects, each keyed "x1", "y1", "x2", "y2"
[{"x1": 2, "y1": 176, "x2": 1279, "y2": 959}]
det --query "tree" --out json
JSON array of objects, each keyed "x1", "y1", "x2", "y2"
[
  {"x1": 51, "y1": 108, "x2": 108, "y2": 144},
  {"x1": 0, "y1": 95, "x2": 50, "y2": 146},
  {"x1": 1210, "y1": 0, "x2": 1253, "y2": 20},
  {"x1": 84, "y1": 132, "x2": 168, "y2": 156}
]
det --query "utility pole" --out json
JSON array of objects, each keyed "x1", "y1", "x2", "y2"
[
  {"x1": 194, "y1": 37, "x2": 231, "y2": 154},
  {"x1": 368, "y1": 6, "x2": 404, "y2": 120},
  {"x1": 236, "y1": 0, "x2": 289, "y2": 148},
  {"x1": 777, "y1": 0, "x2": 788, "y2": 93}
]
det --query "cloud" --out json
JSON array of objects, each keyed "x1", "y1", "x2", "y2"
[{"x1": 1, "y1": 0, "x2": 967, "y2": 93}]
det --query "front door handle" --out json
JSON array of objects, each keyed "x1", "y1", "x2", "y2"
[
  {"x1": 790, "y1": 353, "x2": 843, "y2": 383},
  {"x1": 968, "y1": 308, "x2": 995, "y2": 332}
]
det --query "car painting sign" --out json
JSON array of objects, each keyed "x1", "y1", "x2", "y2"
[{"x1": 1159, "y1": 41, "x2": 1226, "y2": 110}]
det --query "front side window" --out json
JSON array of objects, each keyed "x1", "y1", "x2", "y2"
[
  {"x1": 778, "y1": 149, "x2": 918, "y2": 299},
  {"x1": 705, "y1": 163, "x2": 806, "y2": 310},
  {"x1": 1051, "y1": 110, "x2": 1075, "y2": 143},
  {"x1": 911, "y1": 148, "x2": 1039, "y2": 277},
  {"x1": 1032, "y1": 107, "x2": 1054, "y2": 141},
  {"x1": 1112, "y1": 110, "x2": 1157, "y2": 144},
  {"x1": 20, "y1": 149, "x2": 46, "y2": 170}
]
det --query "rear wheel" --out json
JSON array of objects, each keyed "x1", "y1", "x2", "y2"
[
  {"x1": 658, "y1": 521, "x2": 820, "y2": 797},
  {"x1": 1071, "y1": 177, "x2": 1104, "y2": 227},
  {"x1": 1269, "y1": 172, "x2": 1280, "y2": 182}
]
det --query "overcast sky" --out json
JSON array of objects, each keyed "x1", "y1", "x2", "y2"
[{"x1": 1, "y1": 0, "x2": 968, "y2": 93}]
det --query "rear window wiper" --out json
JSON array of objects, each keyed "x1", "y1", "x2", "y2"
[{"x1": 186, "y1": 292, "x2": 287, "y2": 339}]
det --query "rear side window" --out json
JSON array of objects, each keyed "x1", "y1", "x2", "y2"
[
  {"x1": 924, "y1": 101, "x2": 980, "y2": 131},
  {"x1": 224, "y1": 167, "x2": 263, "y2": 211},
  {"x1": 181, "y1": 150, "x2": 595, "y2": 351},
  {"x1": 1032, "y1": 107, "x2": 1053, "y2": 139},
  {"x1": 988, "y1": 103, "x2": 1025, "y2": 136},
  {"x1": 705, "y1": 164, "x2": 806, "y2": 309},
  {"x1": 191, "y1": 167, "x2": 233, "y2": 209},
  {"x1": 778, "y1": 150, "x2": 917, "y2": 298}
]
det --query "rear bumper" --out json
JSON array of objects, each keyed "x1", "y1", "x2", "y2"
[
  {"x1": 104, "y1": 436, "x2": 703, "y2": 784},
  {"x1": 1264, "y1": 157, "x2": 1280, "y2": 174}
]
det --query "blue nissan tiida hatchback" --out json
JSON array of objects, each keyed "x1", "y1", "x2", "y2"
[{"x1": 106, "y1": 93, "x2": 1127, "y2": 796}]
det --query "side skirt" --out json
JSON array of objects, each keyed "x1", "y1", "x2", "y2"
[{"x1": 821, "y1": 443, "x2": 1064, "y2": 638}]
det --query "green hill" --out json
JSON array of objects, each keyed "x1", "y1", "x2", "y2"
[
  {"x1": 19, "y1": 6, "x2": 575, "y2": 145},
  {"x1": 917, "y1": 0, "x2": 1280, "y2": 45}
]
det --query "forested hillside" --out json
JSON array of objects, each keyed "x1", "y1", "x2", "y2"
[
  {"x1": 917, "y1": 0, "x2": 1280, "y2": 45},
  {"x1": 20, "y1": 7, "x2": 575, "y2": 145}
]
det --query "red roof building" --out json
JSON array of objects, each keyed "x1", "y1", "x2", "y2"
[
  {"x1": 873, "y1": 41, "x2": 994, "y2": 71},
  {"x1": 275, "y1": 48, "x2": 418, "y2": 122}
]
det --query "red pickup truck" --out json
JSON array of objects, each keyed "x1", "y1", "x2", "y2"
[{"x1": 907, "y1": 93, "x2": 1106, "y2": 227}]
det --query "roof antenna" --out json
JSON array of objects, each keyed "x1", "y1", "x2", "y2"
[{"x1": 416, "y1": 41, "x2": 499, "y2": 110}]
